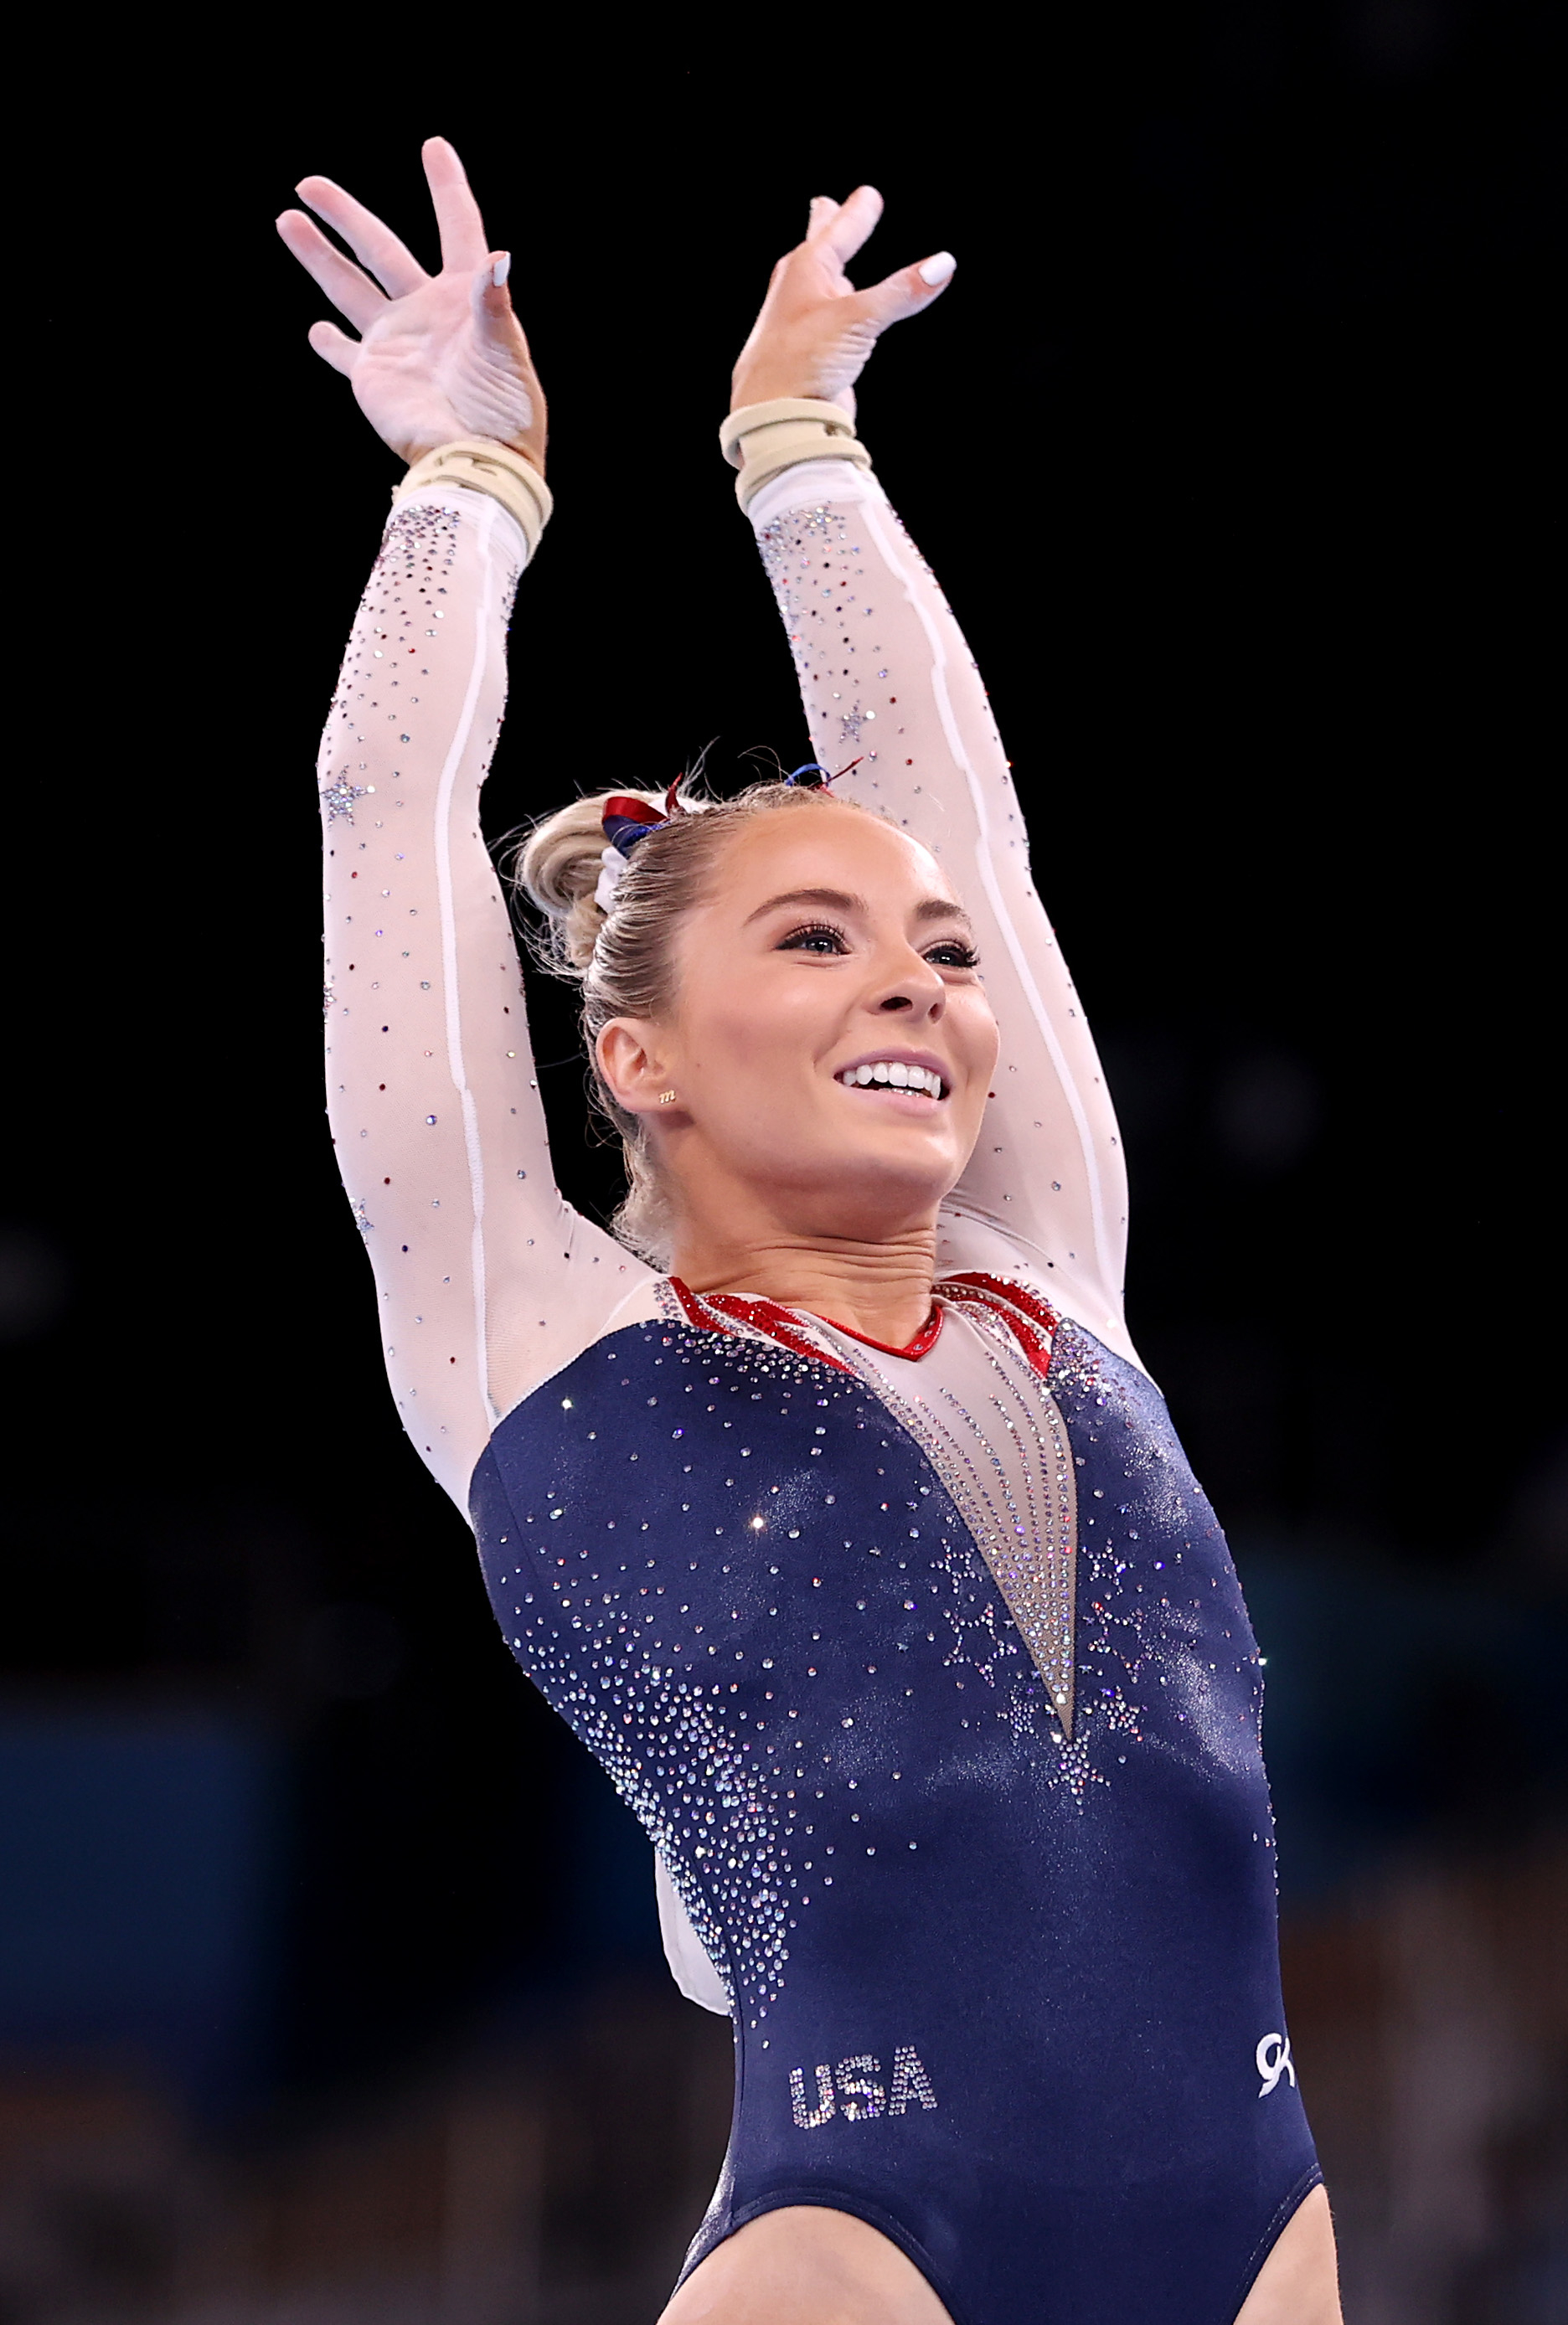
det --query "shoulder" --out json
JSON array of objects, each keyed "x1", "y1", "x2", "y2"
[{"x1": 472, "y1": 1305, "x2": 890, "y2": 1537}]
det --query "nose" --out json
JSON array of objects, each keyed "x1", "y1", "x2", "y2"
[{"x1": 874, "y1": 950, "x2": 946, "y2": 1018}]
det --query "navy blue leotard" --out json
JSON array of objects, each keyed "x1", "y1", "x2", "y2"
[
  {"x1": 320, "y1": 449, "x2": 1322, "y2": 2322},
  {"x1": 470, "y1": 1289, "x2": 1319, "y2": 2325}
]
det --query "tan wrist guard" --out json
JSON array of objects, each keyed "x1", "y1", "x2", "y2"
[
  {"x1": 394, "y1": 438, "x2": 553, "y2": 559},
  {"x1": 720, "y1": 399, "x2": 872, "y2": 512}
]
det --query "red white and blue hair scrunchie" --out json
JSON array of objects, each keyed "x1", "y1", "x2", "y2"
[
  {"x1": 593, "y1": 780, "x2": 684, "y2": 913},
  {"x1": 591, "y1": 760, "x2": 863, "y2": 915}
]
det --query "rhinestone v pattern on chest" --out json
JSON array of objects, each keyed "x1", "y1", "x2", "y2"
[
  {"x1": 471, "y1": 1277, "x2": 1106, "y2": 2023},
  {"x1": 470, "y1": 1293, "x2": 1088, "y2": 2021},
  {"x1": 668, "y1": 1275, "x2": 1081, "y2": 1737}
]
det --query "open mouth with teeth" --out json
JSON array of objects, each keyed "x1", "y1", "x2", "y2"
[{"x1": 835, "y1": 1061, "x2": 949, "y2": 1100}]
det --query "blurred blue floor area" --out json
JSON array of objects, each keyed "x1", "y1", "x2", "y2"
[
  {"x1": 1239, "y1": 1540, "x2": 1566, "y2": 1900},
  {"x1": 0, "y1": 1707, "x2": 282, "y2": 2109}
]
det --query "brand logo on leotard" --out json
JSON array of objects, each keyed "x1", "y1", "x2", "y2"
[
  {"x1": 789, "y1": 2046, "x2": 939, "y2": 2128},
  {"x1": 1256, "y1": 2032, "x2": 1296, "y2": 2097}
]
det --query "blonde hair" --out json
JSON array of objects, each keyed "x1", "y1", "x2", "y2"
[{"x1": 513, "y1": 778, "x2": 863, "y2": 1266}]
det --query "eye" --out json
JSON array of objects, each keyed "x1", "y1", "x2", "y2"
[
  {"x1": 924, "y1": 940, "x2": 980, "y2": 969},
  {"x1": 777, "y1": 921, "x2": 850, "y2": 955}
]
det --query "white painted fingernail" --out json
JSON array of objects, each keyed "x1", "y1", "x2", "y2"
[
  {"x1": 493, "y1": 253, "x2": 511, "y2": 287},
  {"x1": 918, "y1": 251, "x2": 957, "y2": 287}
]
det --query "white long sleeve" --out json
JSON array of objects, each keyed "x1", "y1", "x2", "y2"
[
  {"x1": 318, "y1": 487, "x2": 659, "y2": 1508},
  {"x1": 319, "y1": 463, "x2": 1135, "y2": 1513},
  {"x1": 746, "y1": 461, "x2": 1136, "y2": 1367},
  {"x1": 317, "y1": 458, "x2": 1136, "y2": 2018}
]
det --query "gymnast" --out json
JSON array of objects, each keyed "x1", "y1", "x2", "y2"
[{"x1": 278, "y1": 137, "x2": 1342, "y2": 2324}]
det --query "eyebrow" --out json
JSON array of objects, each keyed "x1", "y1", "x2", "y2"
[{"x1": 744, "y1": 886, "x2": 975, "y2": 932}]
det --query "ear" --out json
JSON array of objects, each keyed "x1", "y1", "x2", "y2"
[{"x1": 596, "y1": 1018, "x2": 683, "y2": 1118}]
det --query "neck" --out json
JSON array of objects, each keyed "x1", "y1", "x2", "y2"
[{"x1": 672, "y1": 1224, "x2": 938, "y2": 1350}]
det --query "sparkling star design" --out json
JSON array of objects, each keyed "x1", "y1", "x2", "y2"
[
  {"x1": 322, "y1": 981, "x2": 336, "y2": 1016},
  {"x1": 350, "y1": 1198, "x2": 373, "y2": 1236},
  {"x1": 321, "y1": 771, "x2": 367, "y2": 824},
  {"x1": 838, "y1": 703, "x2": 867, "y2": 746}
]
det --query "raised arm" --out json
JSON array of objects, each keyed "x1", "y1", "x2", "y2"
[
  {"x1": 725, "y1": 194, "x2": 1133, "y2": 1362},
  {"x1": 281, "y1": 142, "x2": 657, "y2": 1507}
]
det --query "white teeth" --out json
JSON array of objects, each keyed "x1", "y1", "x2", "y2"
[{"x1": 839, "y1": 1061, "x2": 946, "y2": 1096}]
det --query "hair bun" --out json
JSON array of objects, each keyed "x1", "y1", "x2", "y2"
[{"x1": 515, "y1": 789, "x2": 664, "y2": 974}]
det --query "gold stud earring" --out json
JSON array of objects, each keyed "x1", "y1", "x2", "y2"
[{"x1": 658, "y1": 1090, "x2": 678, "y2": 1106}]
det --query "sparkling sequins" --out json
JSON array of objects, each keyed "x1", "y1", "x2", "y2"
[
  {"x1": 473, "y1": 1291, "x2": 1277, "y2": 2265},
  {"x1": 678, "y1": 1280, "x2": 1081, "y2": 1739},
  {"x1": 758, "y1": 509, "x2": 881, "y2": 781},
  {"x1": 320, "y1": 771, "x2": 369, "y2": 823},
  {"x1": 825, "y1": 1298, "x2": 1080, "y2": 1738},
  {"x1": 788, "y1": 2047, "x2": 938, "y2": 2128},
  {"x1": 484, "y1": 1306, "x2": 1120, "y2": 2023}
]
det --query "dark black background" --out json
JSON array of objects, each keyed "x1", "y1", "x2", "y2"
[{"x1": 4, "y1": 7, "x2": 1562, "y2": 2106}]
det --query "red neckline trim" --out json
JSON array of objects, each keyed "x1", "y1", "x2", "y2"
[
  {"x1": 667, "y1": 1278, "x2": 856, "y2": 1372},
  {"x1": 819, "y1": 1304, "x2": 945, "y2": 1360},
  {"x1": 668, "y1": 1279, "x2": 942, "y2": 1364},
  {"x1": 668, "y1": 1272, "x2": 1060, "y2": 1378},
  {"x1": 936, "y1": 1271, "x2": 1060, "y2": 1381}
]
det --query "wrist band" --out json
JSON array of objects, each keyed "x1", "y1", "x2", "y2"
[
  {"x1": 720, "y1": 398, "x2": 872, "y2": 512},
  {"x1": 394, "y1": 438, "x2": 553, "y2": 559}
]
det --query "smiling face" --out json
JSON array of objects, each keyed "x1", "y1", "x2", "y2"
[{"x1": 596, "y1": 800, "x2": 999, "y2": 1257}]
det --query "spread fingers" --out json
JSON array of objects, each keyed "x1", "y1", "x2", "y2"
[
  {"x1": 276, "y1": 209, "x2": 389, "y2": 333},
  {"x1": 294, "y1": 174, "x2": 428, "y2": 298}
]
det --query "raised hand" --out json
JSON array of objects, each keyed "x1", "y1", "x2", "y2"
[
  {"x1": 730, "y1": 189, "x2": 955, "y2": 421},
  {"x1": 276, "y1": 138, "x2": 546, "y2": 473}
]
